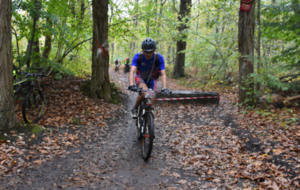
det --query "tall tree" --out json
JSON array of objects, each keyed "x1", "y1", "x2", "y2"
[
  {"x1": 32, "y1": 0, "x2": 41, "y2": 67},
  {"x1": 24, "y1": 0, "x2": 39, "y2": 68},
  {"x1": 256, "y1": 0, "x2": 261, "y2": 91},
  {"x1": 91, "y1": 0, "x2": 111, "y2": 101},
  {"x1": 173, "y1": 0, "x2": 192, "y2": 78},
  {"x1": 238, "y1": 0, "x2": 256, "y2": 105},
  {"x1": 132, "y1": 0, "x2": 139, "y2": 54},
  {"x1": 0, "y1": 0, "x2": 17, "y2": 129},
  {"x1": 42, "y1": 17, "x2": 52, "y2": 59}
]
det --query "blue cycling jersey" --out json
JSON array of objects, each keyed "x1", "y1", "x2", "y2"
[{"x1": 131, "y1": 52, "x2": 165, "y2": 80}]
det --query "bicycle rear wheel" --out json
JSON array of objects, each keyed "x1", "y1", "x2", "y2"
[
  {"x1": 141, "y1": 112, "x2": 154, "y2": 161},
  {"x1": 22, "y1": 88, "x2": 45, "y2": 123}
]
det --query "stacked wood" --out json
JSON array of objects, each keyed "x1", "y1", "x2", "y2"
[{"x1": 259, "y1": 94, "x2": 300, "y2": 108}]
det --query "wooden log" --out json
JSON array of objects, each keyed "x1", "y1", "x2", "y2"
[{"x1": 155, "y1": 91, "x2": 220, "y2": 105}]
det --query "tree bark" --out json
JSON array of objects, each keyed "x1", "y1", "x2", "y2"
[
  {"x1": 25, "y1": 0, "x2": 39, "y2": 68},
  {"x1": 42, "y1": 17, "x2": 52, "y2": 59},
  {"x1": 167, "y1": 45, "x2": 171, "y2": 64},
  {"x1": 32, "y1": 0, "x2": 41, "y2": 67},
  {"x1": 146, "y1": 18, "x2": 150, "y2": 35},
  {"x1": 132, "y1": 0, "x2": 139, "y2": 54},
  {"x1": 238, "y1": 0, "x2": 255, "y2": 105},
  {"x1": 0, "y1": 0, "x2": 17, "y2": 129},
  {"x1": 109, "y1": 3, "x2": 114, "y2": 63},
  {"x1": 91, "y1": 0, "x2": 111, "y2": 101},
  {"x1": 111, "y1": 40, "x2": 114, "y2": 64},
  {"x1": 32, "y1": 35, "x2": 40, "y2": 67},
  {"x1": 256, "y1": 0, "x2": 261, "y2": 91},
  {"x1": 173, "y1": 0, "x2": 192, "y2": 78}
]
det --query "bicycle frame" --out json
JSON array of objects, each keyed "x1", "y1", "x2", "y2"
[
  {"x1": 13, "y1": 70, "x2": 46, "y2": 123},
  {"x1": 13, "y1": 78, "x2": 33, "y2": 95},
  {"x1": 136, "y1": 89, "x2": 157, "y2": 136}
]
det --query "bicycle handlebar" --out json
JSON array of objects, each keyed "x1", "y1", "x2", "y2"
[
  {"x1": 19, "y1": 72, "x2": 46, "y2": 78},
  {"x1": 136, "y1": 88, "x2": 172, "y2": 96}
]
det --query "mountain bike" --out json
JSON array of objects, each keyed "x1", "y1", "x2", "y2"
[
  {"x1": 134, "y1": 88, "x2": 172, "y2": 161},
  {"x1": 124, "y1": 64, "x2": 130, "y2": 74},
  {"x1": 13, "y1": 66, "x2": 46, "y2": 123}
]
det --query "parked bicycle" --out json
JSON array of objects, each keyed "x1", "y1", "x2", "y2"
[
  {"x1": 13, "y1": 66, "x2": 46, "y2": 123},
  {"x1": 134, "y1": 88, "x2": 172, "y2": 161}
]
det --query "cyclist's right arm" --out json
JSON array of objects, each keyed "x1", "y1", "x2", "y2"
[
  {"x1": 129, "y1": 53, "x2": 139, "y2": 86},
  {"x1": 129, "y1": 66, "x2": 136, "y2": 86}
]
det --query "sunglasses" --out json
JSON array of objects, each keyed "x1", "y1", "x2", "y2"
[{"x1": 144, "y1": 51, "x2": 155, "y2": 54}]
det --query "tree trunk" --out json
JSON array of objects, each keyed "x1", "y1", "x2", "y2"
[
  {"x1": 91, "y1": 0, "x2": 111, "y2": 101},
  {"x1": 0, "y1": 0, "x2": 17, "y2": 129},
  {"x1": 238, "y1": 0, "x2": 255, "y2": 105},
  {"x1": 256, "y1": 0, "x2": 261, "y2": 91},
  {"x1": 172, "y1": 45, "x2": 175, "y2": 64},
  {"x1": 132, "y1": 0, "x2": 139, "y2": 54},
  {"x1": 109, "y1": 4, "x2": 114, "y2": 63},
  {"x1": 25, "y1": 0, "x2": 39, "y2": 68},
  {"x1": 146, "y1": 18, "x2": 150, "y2": 35},
  {"x1": 172, "y1": 0, "x2": 192, "y2": 78},
  {"x1": 111, "y1": 40, "x2": 114, "y2": 64},
  {"x1": 42, "y1": 18, "x2": 52, "y2": 59},
  {"x1": 32, "y1": 35, "x2": 40, "y2": 67},
  {"x1": 167, "y1": 45, "x2": 171, "y2": 64},
  {"x1": 32, "y1": 0, "x2": 41, "y2": 67},
  {"x1": 129, "y1": 42, "x2": 132, "y2": 58}
]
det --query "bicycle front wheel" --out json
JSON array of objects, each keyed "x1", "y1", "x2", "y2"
[
  {"x1": 141, "y1": 112, "x2": 154, "y2": 161},
  {"x1": 22, "y1": 88, "x2": 45, "y2": 123}
]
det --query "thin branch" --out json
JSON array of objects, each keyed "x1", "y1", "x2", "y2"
[
  {"x1": 108, "y1": 15, "x2": 146, "y2": 27},
  {"x1": 161, "y1": 0, "x2": 167, "y2": 6},
  {"x1": 11, "y1": 26, "x2": 20, "y2": 57},
  {"x1": 58, "y1": 37, "x2": 92, "y2": 63}
]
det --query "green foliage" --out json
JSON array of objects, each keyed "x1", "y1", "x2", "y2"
[
  {"x1": 12, "y1": 0, "x2": 92, "y2": 76},
  {"x1": 72, "y1": 118, "x2": 80, "y2": 125},
  {"x1": 10, "y1": 0, "x2": 300, "y2": 103},
  {"x1": 262, "y1": 1, "x2": 300, "y2": 68}
]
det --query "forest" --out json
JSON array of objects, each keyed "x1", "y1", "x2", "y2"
[
  {"x1": 5, "y1": 0, "x2": 300, "y2": 102},
  {"x1": 0, "y1": 0, "x2": 300, "y2": 189}
]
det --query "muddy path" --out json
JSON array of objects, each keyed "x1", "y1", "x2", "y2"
[{"x1": 1, "y1": 69, "x2": 295, "y2": 189}]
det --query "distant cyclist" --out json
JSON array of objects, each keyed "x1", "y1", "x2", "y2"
[
  {"x1": 128, "y1": 37, "x2": 171, "y2": 118},
  {"x1": 115, "y1": 59, "x2": 119, "y2": 66},
  {"x1": 125, "y1": 58, "x2": 130, "y2": 65}
]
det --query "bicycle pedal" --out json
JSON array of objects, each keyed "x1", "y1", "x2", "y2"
[{"x1": 131, "y1": 114, "x2": 138, "y2": 119}]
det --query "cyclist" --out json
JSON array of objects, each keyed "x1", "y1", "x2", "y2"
[
  {"x1": 115, "y1": 59, "x2": 119, "y2": 66},
  {"x1": 125, "y1": 58, "x2": 130, "y2": 65},
  {"x1": 128, "y1": 37, "x2": 171, "y2": 118},
  {"x1": 124, "y1": 58, "x2": 130, "y2": 73}
]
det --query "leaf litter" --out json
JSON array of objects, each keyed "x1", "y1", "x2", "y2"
[{"x1": 0, "y1": 72, "x2": 299, "y2": 189}]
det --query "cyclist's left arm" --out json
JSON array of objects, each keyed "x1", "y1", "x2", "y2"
[
  {"x1": 158, "y1": 54, "x2": 167, "y2": 89},
  {"x1": 161, "y1": 70, "x2": 167, "y2": 89}
]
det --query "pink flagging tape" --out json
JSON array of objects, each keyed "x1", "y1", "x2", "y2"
[{"x1": 155, "y1": 96, "x2": 220, "y2": 101}]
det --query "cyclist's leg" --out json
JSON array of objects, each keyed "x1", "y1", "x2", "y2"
[
  {"x1": 135, "y1": 76, "x2": 148, "y2": 107},
  {"x1": 147, "y1": 79, "x2": 158, "y2": 104}
]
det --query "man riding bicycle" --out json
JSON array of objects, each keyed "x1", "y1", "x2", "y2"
[
  {"x1": 115, "y1": 59, "x2": 119, "y2": 65},
  {"x1": 128, "y1": 37, "x2": 171, "y2": 118}
]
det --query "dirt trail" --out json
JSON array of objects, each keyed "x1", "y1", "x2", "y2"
[{"x1": 3, "y1": 69, "x2": 290, "y2": 189}]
